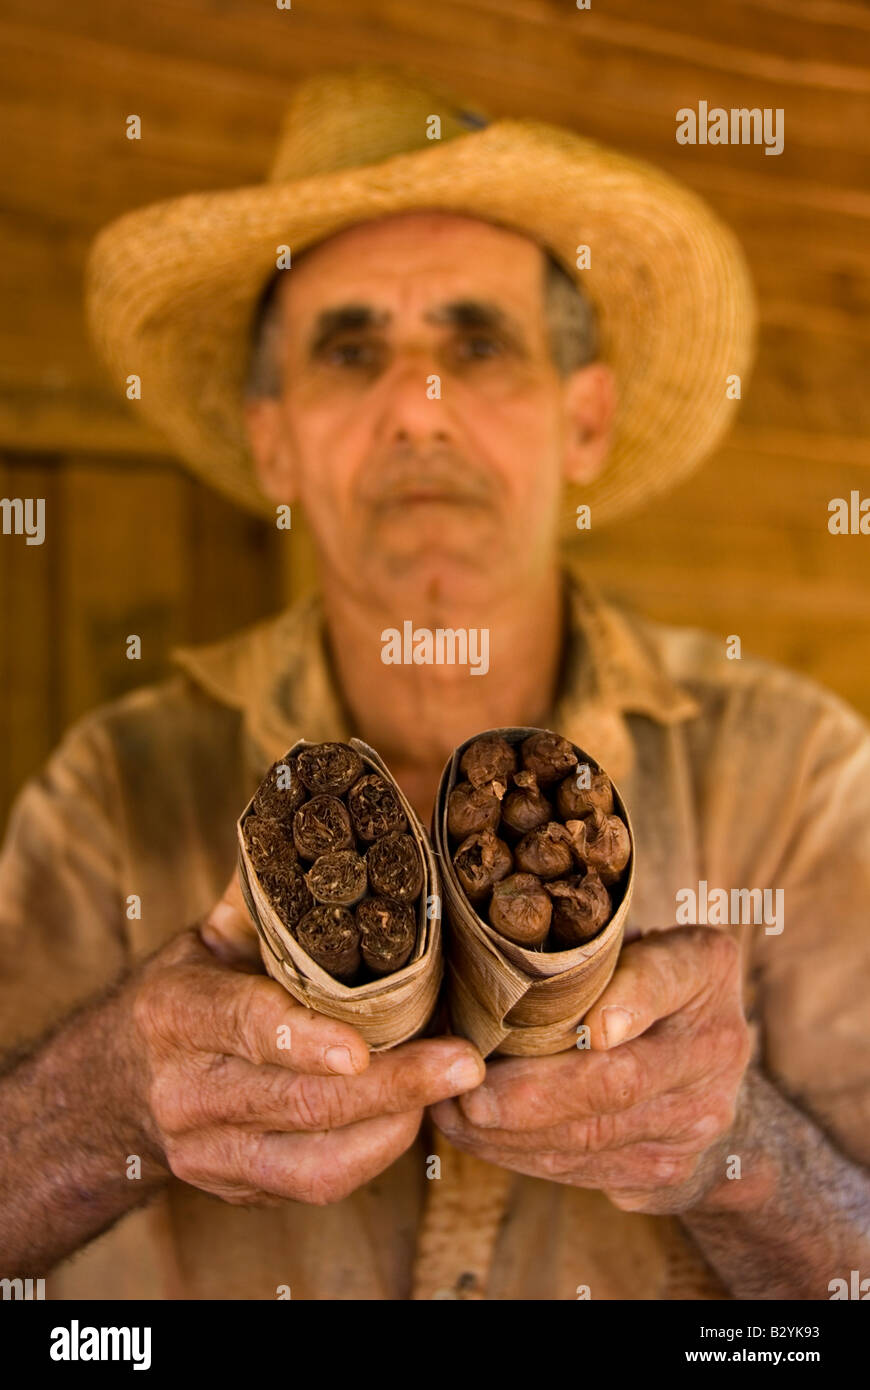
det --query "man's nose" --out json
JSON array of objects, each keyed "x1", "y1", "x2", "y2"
[{"x1": 375, "y1": 350, "x2": 453, "y2": 446}]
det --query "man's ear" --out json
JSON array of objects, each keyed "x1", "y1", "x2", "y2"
[
  {"x1": 561, "y1": 363, "x2": 617, "y2": 487},
  {"x1": 244, "y1": 397, "x2": 297, "y2": 504}
]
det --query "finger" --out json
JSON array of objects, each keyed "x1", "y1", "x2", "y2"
[
  {"x1": 430, "y1": 1108, "x2": 700, "y2": 1190},
  {"x1": 584, "y1": 926, "x2": 740, "y2": 1050},
  {"x1": 453, "y1": 1032, "x2": 699, "y2": 1132},
  {"x1": 435, "y1": 1083, "x2": 722, "y2": 1157},
  {"x1": 143, "y1": 960, "x2": 371, "y2": 1076},
  {"x1": 200, "y1": 871, "x2": 262, "y2": 967},
  {"x1": 170, "y1": 1037, "x2": 486, "y2": 1134},
  {"x1": 174, "y1": 1109, "x2": 423, "y2": 1205}
]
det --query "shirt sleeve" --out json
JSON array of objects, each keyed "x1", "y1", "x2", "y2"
[
  {"x1": 751, "y1": 690, "x2": 870, "y2": 1168},
  {"x1": 0, "y1": 712, "x2": 128, "y2": 1053}
]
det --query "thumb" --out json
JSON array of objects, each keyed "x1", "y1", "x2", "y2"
[{"x1": 199, "y1": 870, "x2": 263, "y2": 969}]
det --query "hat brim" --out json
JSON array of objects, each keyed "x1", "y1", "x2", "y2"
[{"x1": 85, "y1": 120, "x2": 757, "y2": 528}]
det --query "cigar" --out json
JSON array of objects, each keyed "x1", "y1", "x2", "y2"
[
  {"x1": 500, "y1": 771, "x2": 552, "y2": 838},
  {"x1": 519, "y1": 732, "x2": 578, "y2": 785},
  {"x1": 578, "y1": 807, "x2": 631, "y2": 884},
  {"x1": 347, "y1": 773, "x2": 408, "y2": 843},
  {"x1": 488, "y1": 872, "x2": 552, "y2": 947},
  {"x1": 305, "y1": 849, "x2": 368, "y2": 906},
  {"x1": 242, "y1": 814, "x2": 298, "y2": 872},
  {"x1": 459, "y1": 735, "x2": 517, "y2": 795},
  {"x1": 356, "y1": 897, "x2": 416, "y2": 976},
  {"x1": 555, "y1": 765, "x2": 614, "y2": 819},
  {"x1": 294, "y1": 905, "x2": 361, "y2": 983},
  {"x1": 514, "y1": 822, "x2": 575, "y2": 880},
  {"x1": 453, "y1": 830, "x2": 513, "y2": 901},
  {"x1": 257, "y1": 864, "x2": 313, "y2": 932},
  {"x1": 545, "y1": 871, "x2": 612, "y2": 947},
  {"x1": 292, "y1": 795, "x2": 354, "y2": 860},
  {"x1": 366, "y1": 831, "x2": 424, "y2": 902},
  {"x1": 253, "y1": 756, "x2": 307, "y2": 821},
  {"x1": 447, "y1": 780, "x2": 503, "y2": 839},
  {"x1": 296, "y1": 742, "x2": 365, "y2": 796}
]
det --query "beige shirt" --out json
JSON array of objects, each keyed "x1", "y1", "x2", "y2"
[{"x1": 2, "y1": 569, "x2": 869, "y2": 1300}]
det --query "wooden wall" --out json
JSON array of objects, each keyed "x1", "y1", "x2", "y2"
[{"x1": 1, "y1": 0, "x2": 869, "y2": 822}]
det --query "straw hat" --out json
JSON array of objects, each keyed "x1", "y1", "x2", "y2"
[{"x1": 85, "y1": 65, "x2": 757, "y2": 527}]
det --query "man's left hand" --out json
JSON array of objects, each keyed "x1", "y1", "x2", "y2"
[{"x1": 430, "y1": 926, "x2": 753, "y2": 1215}]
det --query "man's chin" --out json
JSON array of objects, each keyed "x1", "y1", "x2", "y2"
[{"x1": 365, "y1": 540, "x2": 503, "y2": 610}]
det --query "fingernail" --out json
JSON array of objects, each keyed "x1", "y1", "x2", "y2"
[
  {"x1": 324, "y1": 1045, "x2": 356, "y2": 1075},
  {"x1": 461, "y1": 1086, "x2": 499, "y2": 1127},
  {"x1": 199, "y1": 922, "x2": 222, "y2": 951},
  {"x1": 602, "y1": 1006, "x2": 634, "y2": 1047},
  {"x1": 445, "y1": 1056, "x2": 483, "y2": 1091},
  {"x1": 208, "y1": 901, "x2": 245, "y2": 935}
]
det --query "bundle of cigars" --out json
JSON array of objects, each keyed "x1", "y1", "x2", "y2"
[
  {"x1": 237, "y1": 739, "x2": 441, "y2": 1049},
  {"x1": 433, "y1": 728, "x2": 634, "y2": 1058},
  {"x1": 237, "y1": 728, "x2": 633, "y2": 1059}
]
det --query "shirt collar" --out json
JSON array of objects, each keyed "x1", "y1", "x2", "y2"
[{"x1": 168, "y1": 569, "x2": 699, "y2": 785}]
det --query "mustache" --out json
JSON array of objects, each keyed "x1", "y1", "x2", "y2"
[{"x1": 358, "y1": 452, "x2": 496, "y2": 506}]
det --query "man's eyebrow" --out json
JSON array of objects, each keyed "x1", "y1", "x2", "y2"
[
  {"x1": 307, "y1": 299, "x2": 527, "y2": 355},
  {"x1": 308, "y1": 306, "x2": 389, "y2": 355},
  {"x1": 423, "y1": 299, "x2": 526, "y2": 341}
]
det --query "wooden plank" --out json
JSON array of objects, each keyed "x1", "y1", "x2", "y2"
[
  {"x1": 568, "y1": 435, "x2": 870, "y2": 718},
  {"x1": 0, "y1": 454, "x2": 61, "y2": 825},
  {"x1": 183, "y1": 474, "x2": 285, "y2": 641},
  {"x1": 57, "y1": 457, "x2": 188, "y2": 727}
]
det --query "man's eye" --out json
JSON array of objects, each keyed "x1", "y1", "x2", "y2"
[
  {"x1": 326, "y1": 341, "x2": 379, "y2": 367},
  {"x1": 457, "y1": 336, "x2": 503, "y2": 360}
]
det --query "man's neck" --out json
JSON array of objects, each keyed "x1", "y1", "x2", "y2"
[{"x1": 318, "y1": 567, "x2": 567, "y2": 821}]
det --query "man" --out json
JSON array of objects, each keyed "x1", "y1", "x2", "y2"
[{"x1": 1, "y1": 66, "x2": 869, "y2": 1300}]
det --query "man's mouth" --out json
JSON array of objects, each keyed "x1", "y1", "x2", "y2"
[{"x1": 377, "y1": 488, "x2": 485, "y2": 509}]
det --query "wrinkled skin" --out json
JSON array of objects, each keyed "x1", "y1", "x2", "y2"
[{"x1": 430, "y1": 926, "x2": 752, "y2": 1214}]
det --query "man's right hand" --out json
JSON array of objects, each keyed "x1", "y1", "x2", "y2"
[{"x1": 126, "y1": 875, "x2": 485, "y2": 1207}]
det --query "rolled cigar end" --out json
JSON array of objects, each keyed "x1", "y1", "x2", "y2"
[
  {"x1": 296, "y1": 742, "x2": 364, "y2": 795},
  {"x1": 556, "y1": 766, "x2": 614, "y2": 819},
  {"x1": 563, "y1": 818, "x2": 588, "y2": 864},
  {"x1": 253, "y1": 756, "x2": 307, "y2": 820},
  {"x1": 514, "y1": 822, "x2": 575, "y2": 880},
  {"x1": 545, "y1": 870, "x2": 612, "y2": 947},
  {"x1": 356, "y1": 897, "x2": 416, "y2": 976},
  {"x1": 520, "y1": 732, "x2": 578, "y2": 785},
  {"x1": 305, "y1": 849, "x2": 368, "y2": 906},
  {"x1": 500, "y1": 770, "x2": 552, "y2": 837},
  {"x1": 582, "y1": 808, "x2": 632, "y2": 884},
  {"x1": 366, "y1": 831, "x2": 424, "y2": 902},
  {"x1": 488, "y1": 872, "x2": 552, "y2": 946},
  {"x1": 242, "y1": 814, "x2": 298, "y2": 872},
  {"x1": 447, "y1": 780, "x2": 503, "y2": 838},
  {"x1": 453, "y1": 830, "x2": 513, "y2": 901},
  {"x1": 293, "y1": 795, "x2": 354, "y2": 860},
  {"x1": 257, "y1": 864, "x2": 314, "y2": 932},
  {"x1": 348, "y1": 773, "x2": 408, "y2": 842},
  {"x1": 295, "y1": 905, "x2": 361, "y2": 982},
  {"x1": 459, "y1": 735, "x2": 518, "y2": 791}
]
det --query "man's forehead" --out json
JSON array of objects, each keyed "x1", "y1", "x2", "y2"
[{"x1": 276, "y1": 211, "x2": 547, "y2": 327}]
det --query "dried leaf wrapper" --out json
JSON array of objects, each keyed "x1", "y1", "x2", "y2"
[
  {"x1": 238, "y1": 739, "x2": 442, "y2": 1050},
  {"x1": 434, "y1": 726, "x2": 634, "y2": 1057}
]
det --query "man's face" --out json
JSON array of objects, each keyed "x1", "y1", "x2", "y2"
[{"x1": 246, "y1": 210, "x2": 612, "y2": 610}]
